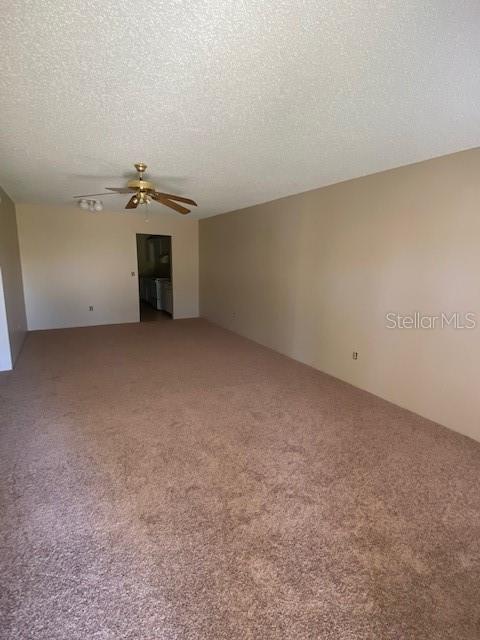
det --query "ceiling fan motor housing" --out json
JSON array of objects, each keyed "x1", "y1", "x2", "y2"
[{"x1": 127, "y1": 178, "x2": 154, "y2": 192}]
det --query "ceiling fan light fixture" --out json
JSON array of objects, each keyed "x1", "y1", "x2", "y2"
[
  {"x1": 79, "y1": 198, "x2": 89, "y2": 210},
  {"x1": 93, "y1": 201, "x2": 103, "y2": 212}
]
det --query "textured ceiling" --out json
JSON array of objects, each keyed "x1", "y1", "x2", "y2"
[{"x1": 1, "y1": 1, "x2": 479, "y2": 218}]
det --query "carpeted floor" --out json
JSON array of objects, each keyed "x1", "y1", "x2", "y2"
[{"x1": 1, "y1": 319, "x2": 479, "y2": 639}]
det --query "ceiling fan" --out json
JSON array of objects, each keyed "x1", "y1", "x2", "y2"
[{"x1": 73, "y1": 163, "x2": 197, "y2": 214}]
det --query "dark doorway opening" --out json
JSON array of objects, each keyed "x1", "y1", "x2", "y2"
[{"x1": 136, "y1": 234, "x2": 173, "y2": 322}]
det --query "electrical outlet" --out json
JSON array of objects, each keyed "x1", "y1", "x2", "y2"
[
  {"x1": 352, "y1": 351, "x2": 358, "y2": 360},
  {"x1": 89, "y1": 305, "x2": 94, "y2": 311}
]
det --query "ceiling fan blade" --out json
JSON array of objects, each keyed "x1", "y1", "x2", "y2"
[
  {"x1": 125, "y1": 195, "x2": 138, "y2": 209},
  {"x1": 105, "y1": 187, "x2": 135, "y2": 193},
  {"x1": 151, "y1": 193, "x2": 190, "y2": 214},
  {"x1": 73, "y1": 192, "x2": 117, "y2": 198},
  {"x1": 153, "y1": 191, "x2": 197, "y2": 206}
]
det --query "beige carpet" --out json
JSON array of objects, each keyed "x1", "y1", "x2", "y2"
[{"x1": 1, "y1": 319, "x2": 479, "y2": 639}]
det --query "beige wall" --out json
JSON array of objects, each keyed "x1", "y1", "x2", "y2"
[
  {"x1": 0, "y1": 186, "x2": 27, "y2": 370},
  {"x1": 200, "y1": 148, "x2": 480, "y2": 442},
  {"x1": 17, "y1": 204, "x2": 198, "y2": 330}
]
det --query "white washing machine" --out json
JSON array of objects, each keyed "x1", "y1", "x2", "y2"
[{"x1": 139, "y1": 277, "x2": 171, "y2": 312}]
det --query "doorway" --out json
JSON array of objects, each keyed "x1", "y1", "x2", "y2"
[{"x1": 136, "y1": 234, "x2": 173, "y2": 321}]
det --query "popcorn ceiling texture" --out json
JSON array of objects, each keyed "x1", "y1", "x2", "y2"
[
  {"x1": 1, "y1": 319, "x2": 480, "y2": 638},
  {"x1": 0, "y1": 1, "x2": 479, "y2": 217}
]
